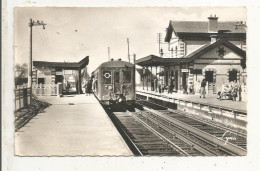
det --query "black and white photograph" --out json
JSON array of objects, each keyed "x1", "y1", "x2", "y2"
[{"x1": 12, "y1": 7, "x2": 248, "y2": 157}]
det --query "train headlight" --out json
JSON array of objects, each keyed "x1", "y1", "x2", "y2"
[
  {"x1": 118, "y1": 98, "x2": 122, "y2": 102},
  {"x1": 108, "y1": 85, "x2": 113, "y2": 90}
]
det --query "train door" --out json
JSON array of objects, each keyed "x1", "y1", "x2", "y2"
[
  {"x1": 114, "y1": 71, "x2": 121, "y2": 94},
  {"x1": 122, "y1": 69, "x2": 132, "y2": 97}
]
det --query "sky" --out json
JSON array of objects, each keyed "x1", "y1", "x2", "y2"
[{"x1": 14, "y1": 7, "x2": 246, "y2": 73}]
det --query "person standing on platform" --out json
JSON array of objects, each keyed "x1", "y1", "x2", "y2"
[
  {"x1": 86, "y1": 80, "x2": 92, "y2": 96},
  {"x1": 65, "y1": 81, "x2": 70, "y2": 95},
  {"x1": 200, "y1": 78, "x2": 206, "y2": 98},
  {"x1": 154, "y1": 77, "x2": 158, "y2": 92},
  {"x1": 83, "y1": 81, "x2": 87, "y2": 94},
  {"x1": 75, "y1": 80, "x2": 78, "y2": 93},
  {"x1": 158, "y1": 79, "x2": 162, "y2": 94},
  {"x1": 151, "y1": 77, "x2": 154, "y2": 91},
  {"x1": 168, "y1": 79, "x2": 173, "y2": 94},
  {"x1": 233, "y1": 80, "x2": 240, "y2": 101}
]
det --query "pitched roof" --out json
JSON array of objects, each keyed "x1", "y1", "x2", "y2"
[
  {"x1": 33, "y1": 56, "x2": 89, "y2": 69},
  {"x1": 136, "y1": 40, "x2": 246, "y2": 68},
  {"x1": 135, "y1": 54, "x2": 182, "y2": 67},
  {"x1": 170, "y1": 21, "x2": 246, "y2": 34},
  {"x1": 182, "y1": 39, "x2": 246, "y2": 62}
]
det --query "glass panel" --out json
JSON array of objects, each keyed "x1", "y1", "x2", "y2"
[
  {"x1": 103, "y1": 71, "x2": 111, "y2": 84},
  {"x1": 114, "y1": 71, "x2": 120, "y2": 83},
  {"x1": 123, "y1": 70, "x2": 131, "y2": 84}
]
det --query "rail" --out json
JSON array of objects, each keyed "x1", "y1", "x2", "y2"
[{"x1": 143, "y1": 107, "x2": 247, "y2": 156}]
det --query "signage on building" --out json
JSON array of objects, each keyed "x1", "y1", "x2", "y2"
[
  {"x1": 56, "y1": 71, "x2": 63, "y2": 75},
  {"x1": 65, "y1": 70, "x2": 73, "y2": 75},
  {"x1": 38, "y1": 69, "x2": 51, "y2": 76},
  {"x1": 181, "y1": 69, "x2": 189, "y2": 72},
  {"x1": 190, "y1": 69, "x2": 202, "y2": 74}
]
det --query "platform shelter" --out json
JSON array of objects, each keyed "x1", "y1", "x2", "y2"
[{"x1": 32, "y1": 56, "x2": 89, "y2": 95}]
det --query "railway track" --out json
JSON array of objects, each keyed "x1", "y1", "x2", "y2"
[
  {"x1": 136, "y1": 99, "x2": 247, "y2": 156},
  {"x1": 112, "y1": 111, "x2": 204, "y2": 156}
]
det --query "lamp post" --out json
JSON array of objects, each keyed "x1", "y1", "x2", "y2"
[{"x1": 28, "y1": 19, "x2": 46, "y2": 101}]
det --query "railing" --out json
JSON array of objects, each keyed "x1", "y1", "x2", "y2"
[
  {"x1": 32, "y1": 84, "x2": 57, "y2": 96},
  {"x1": 15, "y1": 85, "x2": 31, "y2": 111}
]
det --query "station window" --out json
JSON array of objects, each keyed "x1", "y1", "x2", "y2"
[
  {"x1": 103, "y1": 71, "x2": 111, "y2": 84},
  {"x1": 123, "y1": 70, "x2": 131, "y2": 84},
  {"x1": 205, "y1": 71, "x2": 214, "y2": 83},
  {"x1": 229, "y1": 70, "x2": 237, "y2": 82},
  {"x1": 38, "y1": 78, "x2": 45, "y2": 84}
]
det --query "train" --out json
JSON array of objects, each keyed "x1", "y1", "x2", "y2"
[{"x1": 93, "y1": 59, "x2": 136, "y2": 107}]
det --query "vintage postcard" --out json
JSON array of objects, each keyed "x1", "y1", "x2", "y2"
[
  {"x1": 13, "y1": 7, "x2": 247, "y2": 157},
  {"x1": 3, "y1": 4, "x2": 260, "y2": 171}
]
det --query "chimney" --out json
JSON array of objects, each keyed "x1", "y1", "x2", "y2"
[
  {"x1": 208, "y1": 14, "x2": 219, "y2": 32},
  {"x1": 210, "y1": 35, "x2": 217, "y2": 43}
]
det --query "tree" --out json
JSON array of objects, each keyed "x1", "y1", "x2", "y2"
[
  {"x1": 72, "y1": 67, "x2": 90, "y2": 84},
  {"x1": 15, "y1": 63, "x2": 28, "y2": 86},
  {"x1": 81, "y1": 67, "x2": 90, "y2": 83}
]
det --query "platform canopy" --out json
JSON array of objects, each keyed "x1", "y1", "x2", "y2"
[
  {"x1": 33, "y1": 56, "x2": 89, "y2": 70},
  {"x1": 135, "y1": 54, "x2": 183, "y2": 67},
  {"x1": 33, "y1": 56, "x2": 89, "y2": 94}
]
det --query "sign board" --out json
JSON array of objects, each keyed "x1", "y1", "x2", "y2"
[
  {"x1": 181, "y1": 69, "x2": 189, "y2": 72},
  {"x1": 56, "y1": 71, "x2": 63, "y2": 75},
  {"x1": 38, "y1": 69, "x2": 51, "y2": 76},
  {"x1": 190, "y1": 69, "x2": 202, "y2": 74},
  {"x1": 64, "y1": 70, "x2": 73, "y2": 75}
]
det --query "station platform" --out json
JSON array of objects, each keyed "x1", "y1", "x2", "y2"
[
  {"x1": 137, "y1": 88, "x2": 247, "y2": 131},
  {"x1": 15, "y1": 94, "x2": 133, "y2": 156},
  {"x1": 136, "y1": 87, "x2": 247, "y2": 113}
]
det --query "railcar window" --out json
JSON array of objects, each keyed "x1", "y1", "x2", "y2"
[
  {"x1": 103, "y1": 71, "x2": 111, "y2": 84},
  {"x1": 123, "y1": 70, "x2": 131, "y2": 83},
  {"x1": 114, "y1": 71, "x2": 120, "y2": 83}
]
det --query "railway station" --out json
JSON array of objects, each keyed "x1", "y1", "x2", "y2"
[{"x1": 13, "y1": 11, "x2": 247, "y2": 157}]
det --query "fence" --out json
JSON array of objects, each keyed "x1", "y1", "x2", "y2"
[
  {"x1": 32, "y1": 84, "x2": 57, "y2": 96},
  {"x1": 15, "y1": 85, "x2": 31, "y2": 111}
]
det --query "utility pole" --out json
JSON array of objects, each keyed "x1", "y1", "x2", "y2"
[
  {"x1": 133, "y1": 54, "x2": 136, "y2": 98},
  {"x1": 127, "y1": 38, "x2": 130, "y2": 62},
  {"x1": 108, "y1": 47, "x2": 110, "y2": 61},
  {"x1": 28, "y1": 19, "x2": 46, "y2": 101},
  {"x1": 157, "y1": 33, "x2": 162, "y2": 56}
]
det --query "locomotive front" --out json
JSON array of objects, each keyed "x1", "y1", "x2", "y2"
[{"x1": 93, "y1": 59, "x2": 135, "y2": 106}]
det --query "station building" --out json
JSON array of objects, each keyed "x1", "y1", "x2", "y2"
[
  {"x1": 136, "y1": 15, "x2": 247, "y2": 100},
  {"x1": 32, "y1": 56, "x2": 89, "y2": 95}
]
